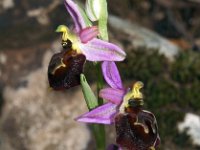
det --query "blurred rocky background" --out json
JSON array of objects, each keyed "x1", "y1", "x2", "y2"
[{"x1": 0, "y1": 0, "x2": 200, "y2": 150}]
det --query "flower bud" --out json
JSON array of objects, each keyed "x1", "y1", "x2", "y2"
[{"x1": 86, "y1": 0, "x2": 101, "y2": 21}]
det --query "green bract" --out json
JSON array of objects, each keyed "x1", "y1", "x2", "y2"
[{"x1": 80, "y1": 74, "x2": 98, "y2": 110}]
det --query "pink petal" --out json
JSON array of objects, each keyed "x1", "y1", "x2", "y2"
[
  {"x1": 64, "y1": 0, "x2": 86, "y2": 32},
  {"x1": 75, "y1": 102, "x2": 118, "y2": 124},
  {"x1": 99, "y1": 88, "x2": 125, "y2": 105},
  {"x1": 79, "y1": 26, "x2": 99, "y2": 43},
  {"x1": 80, "y1": 38, "x2": 126, "y2": 61},
  {"x1": 102, "y1": 61, "x2": 123, "y2": 89}
]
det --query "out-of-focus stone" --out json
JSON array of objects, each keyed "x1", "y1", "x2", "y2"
[
  {"x1": 0, "y1": 0, "x2": 66, "y2": 49},
  {"x1": 109, "y1": 15, "x2": 180, "y2": 61},
  {"x1": 0, "y1": 48, "x2": 91, "y2": 150},
  {"x1": 178, "y1": 113, "x2": 200, "y2": 146},
  {"x1": 0, "y1": 0, "x2": 14, "y2": 10},
  {"x1": 0, "y1": 52, "x2": 7, "y2": 64}
]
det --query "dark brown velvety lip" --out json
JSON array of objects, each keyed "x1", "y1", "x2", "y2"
[
  {"x1": 48, "y1": 48, "x2": 86, "y2": 90},
  {"x1": 115, "y1": 106, "x2": 160, "y2": 150}
]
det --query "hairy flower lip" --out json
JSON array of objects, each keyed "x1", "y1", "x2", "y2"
[
  {"x1": 48, "y1": 49, "x2": 86, "y2": 90},
  {"x1": 115, "y1": 109, "x2": 160, "y2": 150}
]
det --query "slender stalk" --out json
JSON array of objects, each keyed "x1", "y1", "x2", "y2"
[
  {"x1": 91, "y1": 124, "x2": 106, "y2": 150},
  {"x1": 96, "y1": 62, "x2": 104, "y2": 105},
  {"x1": 89, "y1": 0, "x2": 108, "y2": 149},
  {"x1": 90, "y1": 62, "x2": 105, "y2": 150}
]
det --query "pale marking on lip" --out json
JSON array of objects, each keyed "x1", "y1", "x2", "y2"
[{"x1": 52, "y1": 58, "x2": 66, "y2": 75}]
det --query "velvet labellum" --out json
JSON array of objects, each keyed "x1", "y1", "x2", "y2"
[
  {"x1": 115, "y1": 102, "x2": 160, "y2": 150},
  {"x1": 48, "y1": 40, "x2": 86, "y2": 90}
]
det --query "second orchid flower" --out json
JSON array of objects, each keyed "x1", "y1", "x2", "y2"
[{"x1": 77, "y1": 61, "x2": 160, "y2": 150}]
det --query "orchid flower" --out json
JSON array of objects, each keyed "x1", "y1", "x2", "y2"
[
  {"x1": 76, "y1": 61, "x2": 160, "y2": 149},
  {"x1": 48, "y1": 0, "x2": 126, "y2": 90},
  {"x1": 58, "y1": 0, "x2": 126, "y2": 62}
]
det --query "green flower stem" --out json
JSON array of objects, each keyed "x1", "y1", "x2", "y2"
[
  {"x1": 91, "y1": 124, "x2": 106, "y2": 150},
  {"x1": 94, "y1": 62, "x2": 106, "y2": 150},
  {"x1": 93, "y1": 0, "x2": 108, "y2": 149},
  {"x1": 90, "y1": 62, "x2": 105, "y2": 150},
  {"x1": 96, "y1": 62, "x2": 104, "y2": 105}
]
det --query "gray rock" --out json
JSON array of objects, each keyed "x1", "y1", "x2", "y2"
[
  {"x1": 109, "y1": 15, "x2": 180, "y2": 61},
  {"x1": 0, "y1": 46, "x2": 91, "y2": 150}
]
